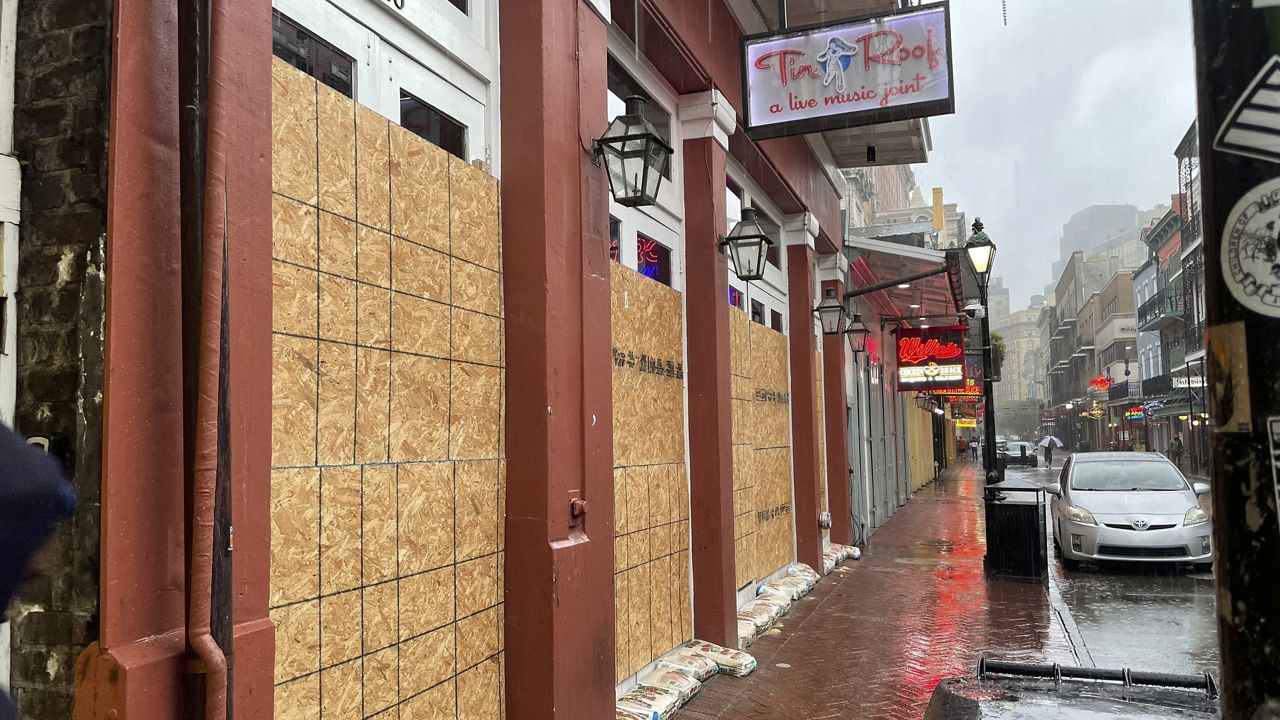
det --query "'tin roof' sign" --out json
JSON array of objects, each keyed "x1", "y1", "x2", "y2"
[{"x1": 742, "y1": 3, "x2": 955, "y2": 140}]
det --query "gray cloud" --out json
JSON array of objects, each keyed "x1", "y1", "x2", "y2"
[{"x1": 913, "y1": 0, "x2": 1196, "y2": 307}]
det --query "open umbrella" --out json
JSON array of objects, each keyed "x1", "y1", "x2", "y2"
[{"x1": 1039, "y1": 435, "x2": 1064, "y2": 449}]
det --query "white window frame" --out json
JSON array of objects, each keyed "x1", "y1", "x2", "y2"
[
  {"x1": 273, "y1": 0, "x2": 501, "y2": 170},
  {"x1": 726, "y1": 155, "x2": 788, "y2": 334},
  {"x1": 604, "y1": 28, "x2": 685, "y2": 291},
  {"x1": 0, "y1": 0, "x2": 17, "y2": 692}
]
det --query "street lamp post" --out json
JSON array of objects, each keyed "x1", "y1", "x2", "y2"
[{"x1": 965, "y1": 220, "x2": 998, "y2": 484}]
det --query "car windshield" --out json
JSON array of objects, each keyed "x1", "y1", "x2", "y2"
[{"x1": 1070, "y1": 461, "x2": 1187, "y2": 492}]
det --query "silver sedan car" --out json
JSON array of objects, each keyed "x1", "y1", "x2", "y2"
[{"x1": 1047, "y1": 452, "x2": 1212, "y2": 569}]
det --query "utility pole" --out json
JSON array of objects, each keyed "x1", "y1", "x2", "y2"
[{"x1": 1192, "y1": 4, "x2": 1280, "y2": 716}]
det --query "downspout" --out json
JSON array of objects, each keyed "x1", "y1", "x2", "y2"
[{"x1": 186, "y1": 0, "x2": 229, "y2": 716}]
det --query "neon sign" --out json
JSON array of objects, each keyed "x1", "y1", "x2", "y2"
[
  {"x1": 743, "y1": 4, "x2": 954, "y2": 140},
  {"x1": 1089, "y1": 375, "x2": 1114, "y2": 392},
  {"x1": 896, "y1": 326, "x2": 966, "y2": 391},
  {"x1": 1124, "y1": 406, "x2": 1146, "y2": 420},
  {"x1": 898, "y1": 336, "x2": 962, "y2": 365},
  {"x1": 636, "y1": 235, "x2": 671, "y2": 286}
]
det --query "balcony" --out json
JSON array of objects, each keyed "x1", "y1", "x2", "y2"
[
  {"x1": 1184, "y1": 320, "x2": 1206, "y2": 355},
  {"x1": 1108, "y1": 381, "x2": 1135, "y2": 402},
  {"x1": 1137, "y1": 289, "x2": 1183, "y2": 332},
  {"x1": 1143, "y1": 373, "x2": 1173, "y2": 398}
]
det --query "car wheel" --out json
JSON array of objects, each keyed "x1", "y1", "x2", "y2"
[
  {"x1": 1194, "y1": 562, "x2": 1213, "y2": 574},
  {"x1": 1062, "y1": 556, "x2": 1081, "y2": 571}
]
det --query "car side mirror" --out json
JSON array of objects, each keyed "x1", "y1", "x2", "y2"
[
  {"x1": 1044, "y1": 485, "x2": 1062, "y2": 498},
  {"x1": 1193, "y1": 482, "x2": 1211, "y2": 496}
]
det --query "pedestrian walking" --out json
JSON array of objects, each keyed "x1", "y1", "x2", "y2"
[
  {"x1": 0, "y1": 426, "x2": 76, "y2": 720},
  {"x1": 1170, "y1": 433, "x2": 1185, "y2": 470},
  {"x1": 956, "y1": 436, "x2": 967, "y2": 461},
  {"x1": 970, "y1": 440, "x2": 978, "y2": 460},
  {"x1": 1044, "y1": 444, "x2": 1054, "y2": 468}
]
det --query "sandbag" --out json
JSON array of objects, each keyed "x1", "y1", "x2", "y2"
[
  {"x1": 786, "y1": 563, "x2": 820, "y2": 587},
  {"x1": 617, "y1": 686, "x2": 681, "y2": 720},
  {"x1": 657, "y1": 649, "x2": 718, "y2": 681},
  {"x1": 737, "y1": 618, "x2": 757, "y2": 647},
  {"x1": 682, "y1": 639, "x2": 758, "y2": 677},
  {"x1": 638, "y1": 668, "x2": 701, "y2": 703},
  {"x1": 615, "y1": 708, "x2": 657, "y2": 720}
]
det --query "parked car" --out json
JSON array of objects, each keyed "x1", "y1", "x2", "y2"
[
  {"x1": 1048, "y1": 452, "x2": 1212, "y2": 570},
  {"x1": 998, "y1": 441, "x2": 1038, "y2": 468}
]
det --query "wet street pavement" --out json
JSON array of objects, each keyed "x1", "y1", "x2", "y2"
[{"x1": 674, "y1": 461, "x2": 1221, "y2": 719}]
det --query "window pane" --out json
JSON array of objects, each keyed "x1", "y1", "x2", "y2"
[
  {"x1": 728, "y1": 286, "x2": 744, "y2": 309},
  {"x1": 636, "y1": 234, "x2": 672, "y2": 287},
  {"x1": 770, "y1": 310, "x2": 784, "y2": 332},
  {"x1": 400, "y1": 90, "x2": 467, "y2": 159},
  {"x1": 606, "y1": 56, "x2": 671, "y2": 180},
  {"x1": 609, "y1": 216, "x2": 621, "y2": 263},
  {"x1": 447, "y1": 0, "x2": 468, "y2": 12},
  {"x1": 751, "y1": 300, "x2": 765, "y2": 325},
  {"x1": 272, "y1": 11, "x2": 354, "y2": 97}
]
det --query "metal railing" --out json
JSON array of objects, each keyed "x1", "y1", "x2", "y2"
[{"x1": 1184, "y1": 321, "x2": 1206, "y2": 353}]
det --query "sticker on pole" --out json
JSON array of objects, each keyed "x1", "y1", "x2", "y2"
[
  {"x1": 1267, "y1": 417, "x2": 1280, "y2": 539},
  {"x1": 1214, "y1": 56, "x2": 1280, "y2": 164},
  {"x1": 1222, "y1": 176, "x2": 1280, "y2": 316}
]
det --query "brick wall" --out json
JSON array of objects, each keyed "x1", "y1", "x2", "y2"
[{"x1": 9, "y1": 0, "x2": 110, "y2": 717}]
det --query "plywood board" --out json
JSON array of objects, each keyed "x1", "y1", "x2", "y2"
[
  {"x1": 270, "y1": 59, "x2": 504, "y2": 719},
  {"x1": 609, "y1": 263, "x2": 691, "y2": 681}
]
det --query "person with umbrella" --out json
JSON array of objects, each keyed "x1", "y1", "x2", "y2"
[
  {"x1": 0, "y1": 426, "x2": 76, "y2": 720},
  {"x1": 1040, "y1": 435, "x2": 1064, "y2": 469}
]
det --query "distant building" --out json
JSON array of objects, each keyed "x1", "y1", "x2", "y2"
[
  {"x1": 987, "y1": 277, "x2": 1011, "y2": 323},
  {"x1": 993, "y1": 307, "x2": 1041, "y2": 405},
  {"x1": 873, "y1": 186, "x2": 969, "y2": 249}
]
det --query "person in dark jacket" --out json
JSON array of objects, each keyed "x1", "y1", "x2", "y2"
[{"x1": 0, "y1": 426, "x2": 76, "y2": 720}]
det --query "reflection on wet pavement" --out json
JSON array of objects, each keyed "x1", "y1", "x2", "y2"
[{"x1": 673, "y1": 463, "x2": 1221, "y2": 719}]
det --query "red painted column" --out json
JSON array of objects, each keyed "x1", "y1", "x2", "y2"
[
  {"x1": 821, "y1": 278, "x2": 853, "y2": 546},
  {"x1": 787, "y1": 243, "x2": 824, "y2": 570},
  {"x1": 683, "y1": 130, "x2": 736, "y2": 647},
  {"x1": 72, "y1": 0, "x2": 274, "y2": 718},
  {"x1": 501, "y1": 0, "x2": 616, "y2": 717}
]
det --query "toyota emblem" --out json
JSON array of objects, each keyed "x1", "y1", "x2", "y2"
[{"x1": 1131, "y1": 519, "x2": 1150, "y2": 530}]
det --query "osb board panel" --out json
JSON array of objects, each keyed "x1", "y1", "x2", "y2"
[
  {"x1": 610, "y1": 263, "x2": 692, "y2": 683},
  {"x1": 270, "y1": 59, "x2": 506, "y2": 720},
  {"x1": 728, "y1": 307, "x2": 795, "y2": 587},
  {"x1": 611, "y1": 264, "x2": 685, "y2": 467}
]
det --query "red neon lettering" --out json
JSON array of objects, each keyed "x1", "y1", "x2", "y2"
[
  {"x1": 754, "y1": 49, "x2": 821, "y2": 88},
  {"x1": 898, "y1": 337, "x2": 962, "y2": 365},
  {"x1": 858, "y1": 28, "x2": 943, "y2": 72}
]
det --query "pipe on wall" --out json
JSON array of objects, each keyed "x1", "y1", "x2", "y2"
[{"x1": 185, "y1": 0, "x2": 229, "y2": 716}]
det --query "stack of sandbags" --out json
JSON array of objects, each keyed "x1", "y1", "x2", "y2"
[
  {"x1": 616, "y1": 708, "x2": 658, "y2": 720},
  {"x1": 682, "y1": 639, "x2": 758, "y2": 677}
]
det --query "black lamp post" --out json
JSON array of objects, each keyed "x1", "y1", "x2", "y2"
[
  {"x1": 721, "y1": 207, "x2": 773, "y2": 282},
  {"x1": 965, "y1": 219, "x2": 999, "y2": 484},
  {"x1": 594, "y1": 96, "x2": 673, "y2": 208}
]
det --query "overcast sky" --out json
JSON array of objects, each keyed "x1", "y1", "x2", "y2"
[{"x1": 913, "y1": 0, "x2": 1198, "y2": 309}]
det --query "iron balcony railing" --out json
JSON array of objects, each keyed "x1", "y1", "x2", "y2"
[
  {"x1": 1137, "y1": 289, "x2": 1183, "y2": 331},
  {"x1": 1184, "y1": 321, "x2": 1206, "y2": 354},
  {"x1": 1108, "y1": 381, "x2": 1135, "y2": 401},
  {"x1": 1143, "y1": 373, "x2": 1173, "y2": 397}
]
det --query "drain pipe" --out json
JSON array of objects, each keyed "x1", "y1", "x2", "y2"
[{"x1": 185, "y1": 0, "x2": 229, "y2": 716}]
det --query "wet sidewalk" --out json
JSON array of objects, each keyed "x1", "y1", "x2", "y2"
[{"x1": 676, "y1": 462, "x2": 1078, "y2": 720}]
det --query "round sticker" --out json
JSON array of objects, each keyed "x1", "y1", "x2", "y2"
[{"x1": 1223, "y1": 176, "x2": 1280, "y2": 316}]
